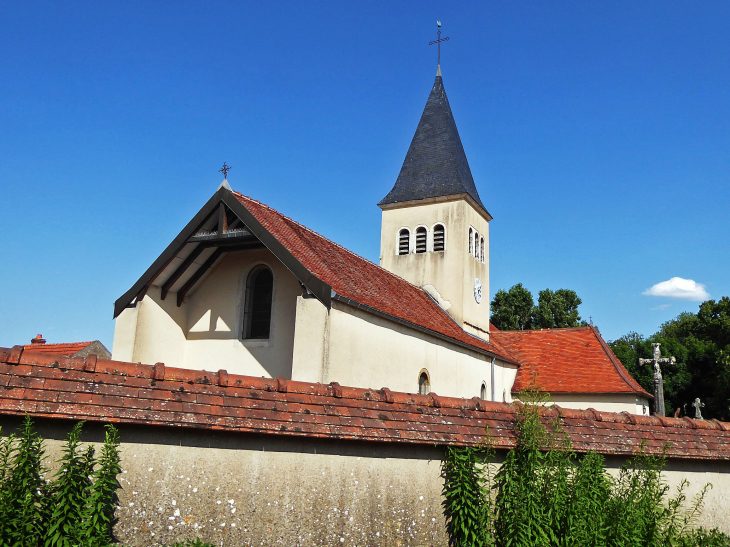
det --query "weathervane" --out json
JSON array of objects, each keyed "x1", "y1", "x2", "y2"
[
  {"x1": 219, "y1": 162, "x2": 231, "y2": 179},
  {"x1": 428, "y1": 21, "x2": 450, "y2": 70},
  {"x1": 639, "y1": 343, "x2": 676, "y2": 417}
]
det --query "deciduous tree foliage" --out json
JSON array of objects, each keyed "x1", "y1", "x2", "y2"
[
  {"x1": 490, "y1": 284, "x2": 587, "y2": 331},
  {"x1": 610, "y1": 297, "x2": 730, "y2": 421}
]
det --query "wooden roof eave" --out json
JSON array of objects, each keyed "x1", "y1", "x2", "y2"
[{"x1": 113, "y1": 187, "x2": 332, "y2": 318}]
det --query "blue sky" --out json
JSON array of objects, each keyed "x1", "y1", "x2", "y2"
[{"x1": 1, "y1": 1, "x2": 728, "y2": 349}]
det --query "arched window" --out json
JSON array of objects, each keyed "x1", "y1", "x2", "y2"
[
  {"x1": 243, "y1": 266, "x2": 274, "y2": 339},
  {"x1": 418, "y1": 371, "x2": 430, "y2": 395},
  {"x1": 468, "y1": 227, "x2": 473, "y2": 255},
  {"x1": 473, "y1": 231, "x2": 479, "y2": 258},
  {"x1": 398, "y1": 229, "x2": 410, "y2": 255},
  {"x1": 415, "y1": 227, "x2": 427, "y2": 253},
  {"x1": 480, "y1": 237, "x2": 485, "y2": 263},
  {"x1": 480, "y1": 382, "x2": 487, "y2": 400},
  {"x1": 433, "y1": 224, "x2": 445, "y2": 251}
]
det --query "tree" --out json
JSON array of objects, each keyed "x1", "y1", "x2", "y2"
[
  {"x1": 533, "y1": 288, "x2": 587, "y2": 329},
  {"x1": 491, "y1": 283, "x2": 534, "y2": 331},
  {"x1": 490, "y1": 284, "x2": 587, "y2": 331},
  {"x1": 609, "y1": 297, "x2": 730, "y2": 420}
]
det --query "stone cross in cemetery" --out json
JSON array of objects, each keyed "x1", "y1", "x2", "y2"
[
  {"x1": 692, "y1": 398, "x2": 705, "y2": 420},
  {"x1": 639, "y1": 343, "x2": 676, "y2": 417}
]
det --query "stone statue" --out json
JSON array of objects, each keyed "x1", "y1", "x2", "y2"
[{"x1": 692, "y1": 398, "x2": 705, "y2": 420}]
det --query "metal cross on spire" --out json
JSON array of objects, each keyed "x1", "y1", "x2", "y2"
[
  {"x1": 219, "y1": 162, "x2": 231, "y2": 179},
  {"x1": 639, "y1": 342, "x2": 676, "y2": 417},
  {"x1": 428, "y1": 21, "x2": 450, "y2": 72}
]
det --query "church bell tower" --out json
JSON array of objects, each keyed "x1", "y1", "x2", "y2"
[{"x1": 378, "y1": 71, "x2": 492, "y2": 340}]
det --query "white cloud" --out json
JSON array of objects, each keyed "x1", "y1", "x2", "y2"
[
  {"x1": 642, "y1": 277, "x2": 710, "y2": 301},
  {"x1": 649, "y1": 304, "x2": 672, "y2": 311}
]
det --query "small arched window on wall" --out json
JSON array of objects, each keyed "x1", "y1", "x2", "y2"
[
  {"x1": 480, "y1": 382, "x2": 487, "y2": 400},
  {"x1": 398, "y1": 229, "x2": 410, "y2": 255},
  {"x1": 480, "y1": 237, "x2": 485, "y2": 263},
  {"x1": 243, "y1": 266, "x2": 274, "y2": 339},
  {"x1": 473, "y1": 231, "x2": 479, "y2": 258},
  {"x1": 415, "y1": 227, "x2": 427, "y2": 253},
  {"x1": 468, "y1": 227, "x2": 473, "y2": 255},
  {"x1": 418, "y1": 370, "x2": 430, "y2": 395},
  {"x1": 433, "y1": 224, "x2": 445, "y2": 251}
]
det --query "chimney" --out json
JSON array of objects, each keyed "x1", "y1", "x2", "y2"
[{"x1": 31, "y1": 334, "x2": 46, "y2": 345}]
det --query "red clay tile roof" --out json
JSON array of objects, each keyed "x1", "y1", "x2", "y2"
[
  {"x1": 233, "y1": 192, "x2": 518, "y2": 363},
  {"x1": 493, "y1": 326, "x2": 649, "y2": 396},
  {"x1": 22, "y1": 342, "x2": 94, "y2": 356},
  {"x1": 1, "y1": 346, "x2": 727, "y2": 461}
]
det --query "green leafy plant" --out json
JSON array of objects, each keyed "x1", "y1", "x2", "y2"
[
  {"x1": 442, "y1": 391, "x2": 730, "y2": 547},
  {"x1": 0, "y1": 415, "x2": 122, "y2": 547}
]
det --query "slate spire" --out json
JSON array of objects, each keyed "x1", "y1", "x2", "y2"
[{"x1": 379, "y1": 75, "x2": 489, "y2": 217}]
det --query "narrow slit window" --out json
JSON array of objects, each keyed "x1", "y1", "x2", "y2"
[
  {"x1": 480, "y1": 382, "x2": 487, "y2": 400},
  {"x1": 469, "y1": 227, "x2": 473, "y2": 255},
  {"x1": 398, "y1": 229, "x2": 410, "y2": 255},
  {"x1": 415, "y1": 227, "x2": 427, "y2": 253},
  {"x1": 480, "y1": 237, "x2": 485, "y2": 263},
  {"x1": 473, "y1": 231, "x2": 479, "y2": 258},
  {"x1": 243, "y1": 266, "x2": 274, "y2": 339},
  {"x1": 433, "y1": 224, "x2": 445, "y2": 251},
  {"x1": 418, "y1": 371, "x2": 430, "y2": 395}
]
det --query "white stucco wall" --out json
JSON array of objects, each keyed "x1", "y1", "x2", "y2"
[
  {"x1": 509, "y1": 392, "x2": 652, "y2": 415},
  {"x1": 292, "y1": 297, "x2": 515, "y2": 400},
  {"x1": 112, "y1": 249, "x2": 300, "y2": 378},
  {"x1": 549, "y1": 393, "x2": 652, "y2": 415}
]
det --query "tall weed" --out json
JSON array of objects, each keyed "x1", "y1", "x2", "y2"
[
  {"x1": 0, "y1": 416, "x2": 121, "y2": 547},
  {"x1": 442, "y1": 391, "x2": 730, "y2": 547}
]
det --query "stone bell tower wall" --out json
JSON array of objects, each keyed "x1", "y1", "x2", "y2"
[{"x1": 379, "y1": 195, "x2": 490, "y2": 338}]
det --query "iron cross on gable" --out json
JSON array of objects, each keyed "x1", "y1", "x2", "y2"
[
  {"x1": 219, "y1": 162, "x2": 231, "y2": 179},
  {"x1": 428, "y1": 21, "x2": 450, "y2": 68},
  {"x1": 639, "y1": 343, "x2": 676, "y2": 417}
]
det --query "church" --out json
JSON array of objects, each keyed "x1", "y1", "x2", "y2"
[{"x1": 111, "y1": 69, "x2": 650, "y2": 415}]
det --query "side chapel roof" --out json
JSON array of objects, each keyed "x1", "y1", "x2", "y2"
[
  {"x1": 0, "y1": 346, "x2": 726, "y2": 460},
  {"x1": 493, "y1": 326, "x2": 650, "y2": 396},
  {"x1": 379, "y1": 75, "x2": 490, "y2": 218}
]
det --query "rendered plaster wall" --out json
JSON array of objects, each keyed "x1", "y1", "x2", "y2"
[
  {"x1": 380, "y1": 196, "x2": 491, "y2": 338},
  {"x1": 548, "y1": 392, "x2": 652, "y2": 415},
  {"x1": 291, "y1": 297, "x2": 516, "y2": 402},
  {"x1": 112, "y1": 249, "x2": 300, "y2": 379},
  {"x1": 112, "y1": 286, "x2": 188, "y2": 368},
  {"x1": 1, "y1": 419, "x2": 729, "y2": 547},
  {"x1": 183, "y1": 249, "x2": 300, "y2": 379},
  {"x1": 2, "y1": 420, "x2": 449, "y2": 547}
]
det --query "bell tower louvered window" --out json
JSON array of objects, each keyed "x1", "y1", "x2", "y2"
[
  {"x1": 415, "y1": 227, "x2": 427, "y2": 253},
  {"x1": 433, "y1": 224, "x2": 445, "y2": 251},
  {"x1": 398, "y1": 229, "x2": 410, "y2": 255},
  {"x1": 480, "y1": 237, "x2": 485, "y2": 263},
  {"x1": 468, "y1": 227, "x2": 473, "y2": 254}
]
